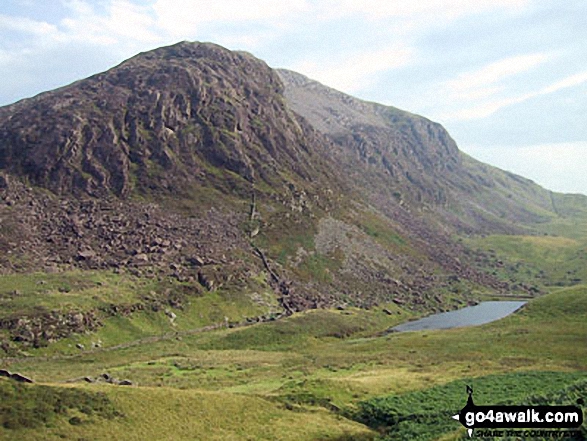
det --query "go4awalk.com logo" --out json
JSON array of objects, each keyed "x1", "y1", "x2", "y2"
[{"x1": 452, "y1": 385, "x2": 584, "y2": 438}]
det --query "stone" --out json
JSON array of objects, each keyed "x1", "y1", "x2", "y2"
[
  {"x1": 72, "y1": 312, "x2": 85, "y2": 323},
  {"x1": 77, "y1": 249, "x2": 96, "y2": 260},
  {"x1": 187, "y1": 256, "x2": 205, "y2": 266},
  {"x1": 197, "y1": 272, "x2": 215, "y2": 291}
]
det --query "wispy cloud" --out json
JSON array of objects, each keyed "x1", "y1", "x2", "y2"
[
  {"x1": 443, "y1": 68, "x2": 587, "y2": 120},
  {"x1": 0, "y1": 0, "x2": 537, "y2": 98},
  {"x1": 444, "y1": 53, "x2": 550, "y2": 100},
  {"x1": 293, "y1": 46, "x2": 414, "y2": 93},
  {"x1": 540, "y1": 70, "x2": 587, "y2": 95}
]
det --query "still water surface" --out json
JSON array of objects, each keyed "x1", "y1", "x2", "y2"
[{"x1": 391, "y1": 301, "x2": 527, "y2": 332}]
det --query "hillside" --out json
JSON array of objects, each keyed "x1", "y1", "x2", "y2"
[
  {"x1": 277, "y1": 69, "x2": 586, "y2": 233},
  {"x1": 0, "y1": 41, "x2": 586, "y2": 353}
]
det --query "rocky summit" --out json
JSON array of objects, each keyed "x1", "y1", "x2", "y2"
[{"x1": 1, "y1": 41, "x2": 586, "y2": 348}]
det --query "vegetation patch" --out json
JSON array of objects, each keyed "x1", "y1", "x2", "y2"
[
  {"x1": 0, "y1": 271, "x2": 167, "y2": 320},
  {"x1": 295, "y1": 252, "x2": 344, "y2": 283},
  {"x1": 468, "y1": 234, "x2": 587, "y2": 289},
  {"x1": 356, "y1": 211, "x2": 409, "y2": 252},
  {"x1": 254, "y1": 209, "x2": 317, "y2": 265},
  {"x1": 201, "y1": 309, "x2": 401, "y2": 351},
  {"x1": 0, "y1": 379, "x2": 120, "y2": 430},
  {"x1": 353, "y1": 372, "x2": 586, "y2": 441}
]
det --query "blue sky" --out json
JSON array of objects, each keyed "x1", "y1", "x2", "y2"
[{"x1": 1, "y1": 0, "x2": 586, "y2": 195}]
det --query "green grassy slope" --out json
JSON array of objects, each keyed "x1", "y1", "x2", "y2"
[
  {"x1": 1, "y1": 285, "x2": 585, "y2": 440},
  {"x1": 467, "y1": 234, "x2": 587, "y2": 289},
  {"x1": 1, "y1": 381, "x2": 375, "y2": 441}
]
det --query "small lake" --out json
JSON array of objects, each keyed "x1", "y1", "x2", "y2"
[{"x1": 390, "y1": 301, "x2": 527, "y2": 333}]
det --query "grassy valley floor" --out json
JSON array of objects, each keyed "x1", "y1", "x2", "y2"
[{"x1": 1, "y1": 283, "x2": 586, "y2": 440}]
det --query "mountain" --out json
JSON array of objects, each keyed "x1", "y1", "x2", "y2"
[
  {"x1": 0, "y1": 43, "x2": 335, "y2": 199},
  {"x1": 277, "y1": 69, "x2": 584, "y2": 233},
  {"x1": 1, "y1": 41, "x2": 586, "y2": 348}
]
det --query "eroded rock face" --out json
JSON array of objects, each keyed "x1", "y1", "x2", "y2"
[{"x1": 0, "y1": 43, "x2": 328, "y2": 199}]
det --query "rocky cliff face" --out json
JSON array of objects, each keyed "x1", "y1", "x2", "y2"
[{"x1": 0, "y1": 43, "x2": 333, "y2": 201}]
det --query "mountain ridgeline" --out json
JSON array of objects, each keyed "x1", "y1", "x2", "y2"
[
  {"x1": 277, "y1": 69, "x2": 585, "y2": 232},
  {"x1": 1, "y1": 41, "x2": 586, "y2": 327},
  {"x1": 0, "y1": 43, "x2": 335, "y2": 199}
]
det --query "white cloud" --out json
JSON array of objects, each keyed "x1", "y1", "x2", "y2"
[
  {"x1": 432, "y1": 53, "x2": 550, "y2": 120},
  {"x1": 463, "y1": 142, "x2": 587, "y2": 195},
  {"x1": 60, "y1": 0, "x2": 161, "y2": 46},
  {"x1": 207, "y1": 30, "x2": 279, "y2": 52},
  {"x1": 0, "y1": 14, "x2": 58, "y2": 36},
  {"x1": 314, "y1": 0, "x2": 530, "y2": 21},
  {"x1": 62, "y1": 0, "x2": 95, "y2": 16},
  {"x1": 443, "y1": 92, "x2": 535, "y2": 120},
  {"x1": 294, "y1": 46, "x2": 414, "y2": 93},
  {"x1": 153, "y1": 0, "x2": 309, "y2": 37},
  {"x1": 0, "y1": 50, "x2": 12, "y2": 65}
]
